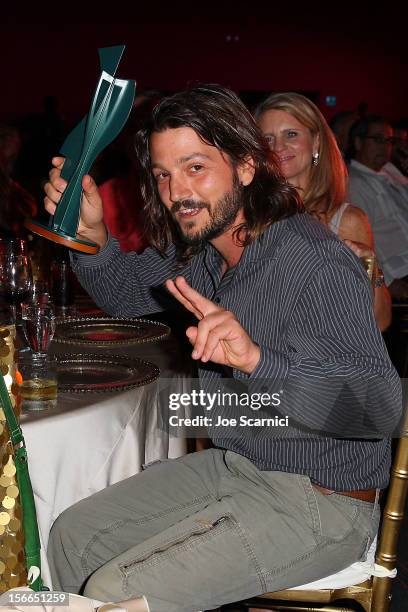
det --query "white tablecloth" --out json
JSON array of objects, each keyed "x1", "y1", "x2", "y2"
[{"x1": 19, "y1": 335, "x2": 192, "y2": 588}]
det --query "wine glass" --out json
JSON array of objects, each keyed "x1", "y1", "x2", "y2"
[
  {"x1": 20, "y1": 302, "x2": 58, "y2": 411},
  {"x1": 21, "y1": 302, "x2": 56, "y2": 354},
  {"x1": 361, "y1": 254, "x2": 375, "y2": 282},
  {"x1": 31, "y1": 278, "x2": 52, "y2": 307},
  {"x1": 0, "y1": 237, "x2": 32, "y2": 322}
]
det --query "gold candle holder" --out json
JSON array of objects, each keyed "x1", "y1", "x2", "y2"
[{"x1": 0, "y1": 325, "x2": 27, "y2": 592}]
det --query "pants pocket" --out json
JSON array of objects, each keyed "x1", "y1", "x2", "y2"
[
  {"x1": 300, "y1": 477, "x2": 376, "y2": 545},
  {"x1": 120, "y1": 513, "x2": 238, "y2": 575},
  {"x1": 299, "y1": 476, "x2": 323, "y2": 538},
  {"x1": 117, "y1": 504, "x2": 266, "y2": 605}
]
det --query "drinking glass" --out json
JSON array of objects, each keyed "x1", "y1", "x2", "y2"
[
  {"x1": 21, "y1": 303, "x2": 56, "y2": 354},
  {"x1": 20, "y1": 302, "x2": 57, "y2": 411},
  {"x1": 361, "y1": 254, "x2": 375, "y2": 283},
  {"x1": 0, "y1": 237, "x2": 32, "y2": 322},
  {"x1": 51, "y1": 246, "x2": 76, "y2": 317},
  {"x1": 18, "y1": 352, "x2": 58, "y2": 411}
]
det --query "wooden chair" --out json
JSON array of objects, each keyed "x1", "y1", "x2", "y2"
[{"x1": 221, "y1": 409, "x2": 408, "y2": 612}]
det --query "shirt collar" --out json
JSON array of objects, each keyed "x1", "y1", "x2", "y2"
[
  {"x1": 202, "y1": 216, "x2": 287, "y2": 271},
  {"x1": 350, "y1": 159, "x2": 378, "y2": 176}
]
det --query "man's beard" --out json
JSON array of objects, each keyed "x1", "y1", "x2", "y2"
[{"x1": 171, "y1": 176, "x2": 244, "y2": 247}]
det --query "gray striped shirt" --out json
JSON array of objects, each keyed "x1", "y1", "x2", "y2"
[{"x1": 72, "y1": 213, "x2": 401, "y2": 490}]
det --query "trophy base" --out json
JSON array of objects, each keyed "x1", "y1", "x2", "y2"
[{"x1": 25, "y1": 220, "x2": 99, "y2": 254}]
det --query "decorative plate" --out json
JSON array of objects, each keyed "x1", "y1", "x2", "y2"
[
  {"x1": 54, "y1": 353, "x2": 160, "y2": 393},
  {"x1": 53, "y1": 317, "x2": 170, "y2": 347}
]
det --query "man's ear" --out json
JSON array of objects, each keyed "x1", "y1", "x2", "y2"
[{"x1": 237, "y1": 156, "x2": 256, "y2": 186}]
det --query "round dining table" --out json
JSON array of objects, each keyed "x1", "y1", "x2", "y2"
[{"x1": 19, "y1": 323, "x2": 193, "y2": 589}]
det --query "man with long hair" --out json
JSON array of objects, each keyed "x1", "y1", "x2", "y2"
[{"x1": 44, "y1": 85, "x2": 400, "y2": 612}]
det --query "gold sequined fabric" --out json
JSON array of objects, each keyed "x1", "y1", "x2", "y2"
[{"x1": 0, "y1": 325, "x2": 27, "y2": 592}]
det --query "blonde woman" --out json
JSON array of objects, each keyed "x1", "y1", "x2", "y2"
[{"x1": 255, "y1": 92, "x2": 391, "y2": 331}]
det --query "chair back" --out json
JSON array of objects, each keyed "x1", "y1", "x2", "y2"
[{"x1": 371, "y1": 403, "x2": 408, "y2": 610}]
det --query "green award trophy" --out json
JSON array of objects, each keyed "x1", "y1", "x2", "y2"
[{"x1": 26, "y1": 45, "x2": 136, "y2": 253}]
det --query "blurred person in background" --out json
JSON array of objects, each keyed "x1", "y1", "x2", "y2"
[
  {"x1": 0, "y1": 124, "x2": 37, "y2": 235},
  {"x1": 255, "y1": 93, "x2": 391, "y2": 331},
  {"x1": 347, "y1": 115, "x2": 408, "y2": 300},
  {"x1": 14, "y1": 95, "x2": 67, "y2": 208},
  {"x1": 380, "y1": 119, "x2": 408, "y2": 185}
]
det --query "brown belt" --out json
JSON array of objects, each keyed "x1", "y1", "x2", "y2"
[{"x1": 312, "y1": 483, "x2": 377, "y2": 503}]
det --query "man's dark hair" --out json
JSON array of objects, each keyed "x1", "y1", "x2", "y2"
[
  {"x1": 345, "y1": 114, "x2": 389, "y2": 163},
  {"x1": 134, "y1": 84, "x2": 302, "y2": 261}
]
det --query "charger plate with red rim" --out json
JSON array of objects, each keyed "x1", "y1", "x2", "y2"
[
  {"x1": 53, "y1": 317, "x2": 170, "y2": 347},
  {"x1": 54, "y1": 353, "x2": 160, "y2": 393}
]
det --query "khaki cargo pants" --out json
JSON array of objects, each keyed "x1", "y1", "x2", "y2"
[{"x1": 47, "y1": 449, "x2": 380, "y2": 612}]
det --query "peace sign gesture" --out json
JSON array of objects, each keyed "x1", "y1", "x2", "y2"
[{"x1": 165, "y1": 276, "x2": 261, "y2": 374}]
